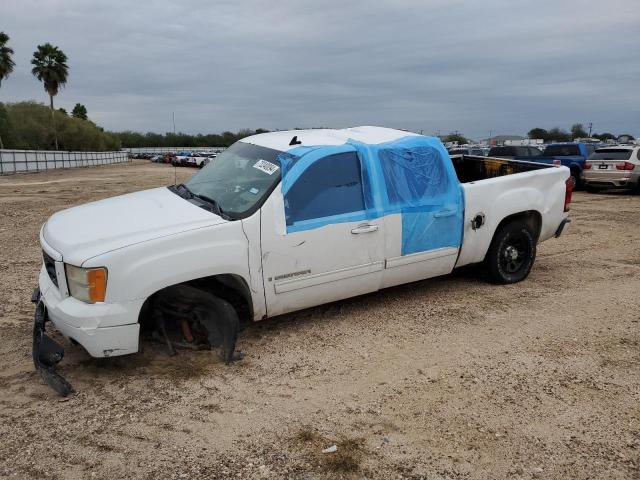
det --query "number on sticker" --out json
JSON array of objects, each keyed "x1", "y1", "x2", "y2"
[{"x1": 253, "y1": 159, "x2": 279, "y2": 175}]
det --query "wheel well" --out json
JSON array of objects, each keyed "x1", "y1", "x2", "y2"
[
  {"x1": 138, "y1": 274, "x2": 253, "y2": 330},
  {"x1": 494, "y1": 210, "x2": 542, "y2": 242}
]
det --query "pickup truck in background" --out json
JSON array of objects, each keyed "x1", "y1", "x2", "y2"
[
  {"x1": 448, "y1": 146, "x2": 488, "y2": 156},
  {"x1": 487, "y1": 145, "x2": 544, "y2": 159},
  {"x1": 489, "y1": 142, "x2": 597, "y2": 188},
  {"x1": 33, "y1": 126, "x2": 572, "y2": 395}
]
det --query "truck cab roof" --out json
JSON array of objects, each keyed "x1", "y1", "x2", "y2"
[{"x1": 240, "y1": 126, "x2": 419, "y2": 152}]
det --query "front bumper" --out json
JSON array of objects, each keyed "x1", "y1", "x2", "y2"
[
  {"x1": 38, "y1": 266, "x2": 142, "y2": 358},
  {"x1": 33, "y1": 289, "x2": 74, "y2": 396}
]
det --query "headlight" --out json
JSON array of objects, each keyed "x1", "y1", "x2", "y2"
[{"x1": 65, "y1": 265, "x2": 107, "y2": 303}]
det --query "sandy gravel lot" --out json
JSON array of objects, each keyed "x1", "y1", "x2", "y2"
[{"x1": 0, "y1": 161, "x2": 638, "y2": 479}]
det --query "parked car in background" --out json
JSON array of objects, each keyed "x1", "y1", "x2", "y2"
[
  {"x1": 532, "y1": 143, "x2": 597, "y2": 188},
  {"x1": 583, "y1": 146, "x2": 640, "y2": 192},
  {"x1": 489, "y1": 142, "x2": 597, "y2": 188},
  {"x1": 488, "y1": 145, "x2": 543, "y2": 159},
  {"x1": 449, "y1": 146, "x2": 487, "y2": 156}
]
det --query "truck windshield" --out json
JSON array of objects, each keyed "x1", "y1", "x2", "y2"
[
  {"x1": 543, "y1": 145, "x2": 580, "y2": 156},
  {"x1": 185, "y1": 141, "x2": 282, "y2": 218}
]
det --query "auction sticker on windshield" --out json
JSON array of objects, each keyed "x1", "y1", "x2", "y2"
[{"x1": 253, "y1": 159, "x2": 279, "y2": 175}]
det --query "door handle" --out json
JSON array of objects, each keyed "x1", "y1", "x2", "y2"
[
  {"x1": 434, "y1": 209, "x2": 457, "y2": 218},
  {"x1": 351, "y1": 224, "x2": 379, "y2": 234}
]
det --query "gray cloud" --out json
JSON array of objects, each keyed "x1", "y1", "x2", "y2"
[{"x1": 2, "y1": 0, "x2": 639, "y2": 139}]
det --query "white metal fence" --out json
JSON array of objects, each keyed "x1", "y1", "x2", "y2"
[{"x1": 0, "y1": 149, "x2": 130, "y2": 175}]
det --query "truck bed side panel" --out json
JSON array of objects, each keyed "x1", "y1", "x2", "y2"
[{"x1": 456, "y1": 166, "x2": 569, "y2": 267}]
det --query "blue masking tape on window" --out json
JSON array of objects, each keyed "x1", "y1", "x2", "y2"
[
  {"x1": 280, "y1": 145, "x2": 356, "y2": 195},
  {"x1": 285, "y1": 151, "x2": 365, "y2": 225},
  {"x1": 277, "y1": 135, "x2": 464, "y2": 255},
  {"x1": 287, "y1": 210, "x2": 368, "y2": 233}
]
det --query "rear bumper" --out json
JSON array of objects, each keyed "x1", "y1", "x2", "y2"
[
  {"x1": 38, "y1": 267, "x2": 141, "y2": 357},
  {"x1": 584, "y1": 171, "x2": 640, "y2": 189}
]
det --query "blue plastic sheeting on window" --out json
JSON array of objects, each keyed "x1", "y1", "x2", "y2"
[
  {"x1": 277, "y1": 135, "x2": 464, "y2": 256},
  {"x1": 375, "y1": 142, "x2": 463, "y2": 255},
  {"x1": 349, "y1": 136, "x2": 464, "y2": 255},
  {"x1": 379, "y1": 146, "x2": 449, "y2": 207},
  {"x1": 285, "y1": 151, "x2": 365, "y2": 226},
  {"x1": 400, "y1": 203, "x2": 463, "y2": 255}
]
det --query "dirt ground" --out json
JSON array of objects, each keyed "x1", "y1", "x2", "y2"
[{"x1": 0, "y1": 160, "x2": 638, "y2": 480}]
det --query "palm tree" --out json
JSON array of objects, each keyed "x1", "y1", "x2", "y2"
[
  {"x1": 31, "y1": 43, "x2": 69, "y2": 150},
  {"x1": 0, "y1": 32, "x2": 16, "y2": 149}
]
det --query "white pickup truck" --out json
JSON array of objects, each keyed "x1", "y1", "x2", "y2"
[{"x1": 33, "y1": 127, "x2": 572, "y2": 395}]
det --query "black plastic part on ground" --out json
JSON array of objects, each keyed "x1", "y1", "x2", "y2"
[{"x1": 32, "y1": 288, "x2": 74, "y2": 397}]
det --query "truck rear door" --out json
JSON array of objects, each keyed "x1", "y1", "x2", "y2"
[{"x1": 373, "y1": 143, "x2": 465, "y2": 289}]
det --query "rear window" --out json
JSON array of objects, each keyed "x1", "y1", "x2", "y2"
[
  {"x1": 488, "y1": 147, "x2": 516, "y2": 156},
  {"x1": 543, "y1": 145, "x2": 581, "y2": 156},
  {"x1": 589, "y1": 149, "x2": 633, "y2": 161}
]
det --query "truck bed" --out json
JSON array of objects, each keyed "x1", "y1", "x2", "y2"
[
  {"x1": 449, "y1": 154, "x2": 552, "y2": 183},
  {"x1": 452, "y1": 154, "x2": 569, "y2": 269}
]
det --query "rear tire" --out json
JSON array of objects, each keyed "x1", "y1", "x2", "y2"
[{"x1": 485, "y1": 221, "x2": 536, "y2": 284}]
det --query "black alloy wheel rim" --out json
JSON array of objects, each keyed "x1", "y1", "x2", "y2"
[{"x1": 501, "y1": 233, "x2": 530, "y2": 274}]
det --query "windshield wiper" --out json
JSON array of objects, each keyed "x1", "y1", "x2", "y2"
[
  {"x1": 192, "y1": 193, "x2": 228, "y2": 219},
  {"x1": 171, "y1": 184, "x2": 229, "y2": 220},
  {"x1": 171, "y1": 183, "x2": 192, "y2": 199}
]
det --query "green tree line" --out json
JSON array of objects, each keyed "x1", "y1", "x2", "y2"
[
  {"x1": 112, "y1": 128, "x2": 270, "y2": 149},
  {"x1": 0, "y1": 102, "x2": 270, "y2": 150},
  {"x1": 528, "y1": 124, "x2": 629, "y2": 143},
  {"x1": 0, "y1": 101, "x2": 120, "y2": 150}
]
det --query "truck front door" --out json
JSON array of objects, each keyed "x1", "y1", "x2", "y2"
[{"x1": 260, "y1": 150, "x2": 385, "y2": 317}]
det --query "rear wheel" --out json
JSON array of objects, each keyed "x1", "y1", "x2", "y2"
[{"x1": 485, "y1": 221, "x2": 536, "y2": 284}]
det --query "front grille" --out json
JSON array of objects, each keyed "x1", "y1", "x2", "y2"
[{"x1": 42, "y1": 250, "x2": 58, "y2": 288}]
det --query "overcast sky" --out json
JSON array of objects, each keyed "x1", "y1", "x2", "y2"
[{"x1": 2, "y1": 0, "x2": 639, "y2": 139}]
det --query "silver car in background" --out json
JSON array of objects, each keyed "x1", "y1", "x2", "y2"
[{"x1": 584, "y1": 146, "x2": 640, "y2": 193}]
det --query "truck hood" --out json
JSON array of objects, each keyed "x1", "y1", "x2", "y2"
[{"x1": 43, "y1": 187, "x2": 226, "y2": 265}]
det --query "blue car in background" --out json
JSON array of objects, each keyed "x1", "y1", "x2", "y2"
[
  {"x1": 489, "y1": 143, "x2": 597, "y2": 188},
  {"x1": 533, "y1": 143, "x2": 597, "y2": 188}
]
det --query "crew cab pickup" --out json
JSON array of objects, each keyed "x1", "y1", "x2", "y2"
[{"x1": 33, "y1": 127, "x2": 571, "y2": 393}]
